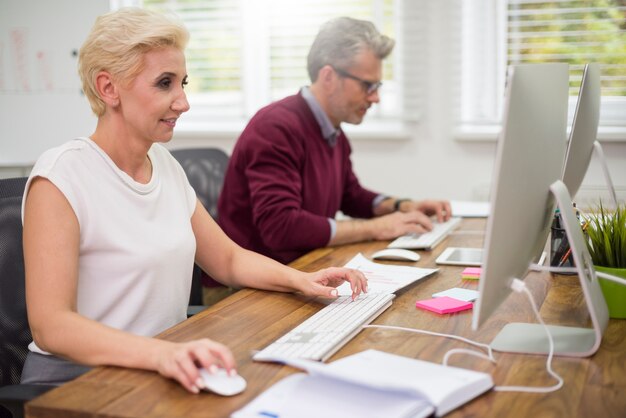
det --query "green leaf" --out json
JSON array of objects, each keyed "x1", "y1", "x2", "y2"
[{"x1": 583, "y1": 202, "x2": 626, "y2": 268}]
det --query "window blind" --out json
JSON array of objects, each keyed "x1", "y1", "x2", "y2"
[
  {"x1": 507, "y1": 0, "x2": 626, "y2": 126},
  {"x1": 143, "y1": 0, "x2": 245, "y2": 121},
  {"x1": 140, "y1": 0, "x2": 421, "y2": 131},
  {"x1": 460, "y1": 0, "x2": 625, "y2": 132}
]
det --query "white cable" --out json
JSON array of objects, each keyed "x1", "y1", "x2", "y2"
[
  {"x1": 442, "y1": 348, "x2": 494, "y2": 366},
  {"x1": 530, "y1": 264, "x2": 626, "y2": 287},
  {"x1": 529, "y1": 264, "x2": 577, "y2": 274},
  {"x1": 363, "y1": 324, "x2": 496, "y2": 362},
  {"x1": 595, "y1": 271, "x2": 626, "y2": 286},
  {"x1": 494, "y1": 279, "x2": 563, "y2": 393},
  {"x1": 365, "y1": 280, "x2": 564, "y2": 394}
]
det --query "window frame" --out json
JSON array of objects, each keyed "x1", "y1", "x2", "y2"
[{"x1": 455, "y1": 0, "x2": 626, "y2": 143}]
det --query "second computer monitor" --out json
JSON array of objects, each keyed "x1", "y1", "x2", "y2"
[
  {"x1": 561, "y1": 63, "x2": 601, "y2": 199},
  {"x1": 472, "y1": 63, "x2": 609, "y2": 357},
  {"x1": 561, "y1": 63, "x2": 618, "y2": 208}
]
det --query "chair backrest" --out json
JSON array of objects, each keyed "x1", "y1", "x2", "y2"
[
  {"x1": 170, "y1": 148, "x2": 230, "y2": 306},
  {"x1": 170, "y1": 148, "x2": 229, "y2": 219},
  {"x1": 0, "y1": 177, "x2": 30, "y2": 387}
]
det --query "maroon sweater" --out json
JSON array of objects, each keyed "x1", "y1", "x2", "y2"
[{"x1": 218, "y1": 92, "x2": 379, "y2": 264}]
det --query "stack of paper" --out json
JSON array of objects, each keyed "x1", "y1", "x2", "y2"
[
  {"x1": 415, "y1": 287, "x2": 480, "y2": 315},
  {"x1": 416, "y1": 296, "x2": 473, "y2": 314},
  {"x1": 461, "y1": 267, "x2": 482, "y2": 280}
]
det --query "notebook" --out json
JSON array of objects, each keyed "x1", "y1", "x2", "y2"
[{"x1": 233, "y1": 349, "x2": 494, "y2": 418}]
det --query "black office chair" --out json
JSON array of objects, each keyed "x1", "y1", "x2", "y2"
[
  {"x1": 0, "y1": 177, "x2": 54, "y2": 418},
  {"x1": 170, "y1": 148, "x2": 232, "y2": 312}
]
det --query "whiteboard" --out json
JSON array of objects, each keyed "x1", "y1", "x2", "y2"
[{"x1": 0, "y1": 0, "x2": 109, "y2": 165}]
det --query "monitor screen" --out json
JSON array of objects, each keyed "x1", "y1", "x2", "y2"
[
  {"x1": 561, "y1": 63, "x2": 601, "y2": 199},
  {"x1": 472, "y1": 63, "x2": 570, "y2": 330},
  {"x1": 561, "y1": 63, "x2": 617, "y2": 208},
  {"x1": 471, "y1": 63, "x2": 609, "y2": 357}
]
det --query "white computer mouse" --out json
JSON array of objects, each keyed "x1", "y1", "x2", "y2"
[
  {"x1": 371, "y1": 248, "x2": 420, "y2": 262},
  {"x1": 199, "y1": 367, "x2": 247, "y2": 396}
]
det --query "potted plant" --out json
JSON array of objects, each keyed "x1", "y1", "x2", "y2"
[{"x1": 583, "y1": 202, "x2": 626, "y2": 318}]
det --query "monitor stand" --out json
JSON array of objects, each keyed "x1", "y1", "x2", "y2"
[
  {"x1": 490, "y1": 180, "x2": 609, "y2": 357},
  {"x1": 593, "y1": 140, "x2": 619, "y2": 209}
]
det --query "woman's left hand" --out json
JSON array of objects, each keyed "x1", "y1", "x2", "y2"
[{"x1": 299, "y1": 267, "x2": 368, "y2": 300}]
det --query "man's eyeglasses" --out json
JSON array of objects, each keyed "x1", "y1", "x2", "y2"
[{"x1": 333, "y1": 67, "x2": 382, "y2": 95}]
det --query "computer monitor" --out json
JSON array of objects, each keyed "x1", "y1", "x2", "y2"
[
  {"x1": 471, "y1": 63, "x2": 609, "y2": 357},
  {"x1": 561, "y1": 63, "x2": 618, "y2": 208}
]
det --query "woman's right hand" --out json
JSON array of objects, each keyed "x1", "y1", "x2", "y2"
[{"x1": 155, "y1": 338, "x2": 236, "y2": 393}]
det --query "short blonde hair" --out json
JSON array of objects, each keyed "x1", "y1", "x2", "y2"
[{"x1": 78, "y1": 8, "x2": 189, "y2": 116}]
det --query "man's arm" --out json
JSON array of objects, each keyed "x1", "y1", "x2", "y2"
[
  {"x1": 328, "y1": 198, "x2": 452, "y2": 247},
  {"x1": 329, "y1": 210, "x2": 429, "y2": 246},
  {"x1": 331, "y1": 138, "x2": 450, "y2": 246}
]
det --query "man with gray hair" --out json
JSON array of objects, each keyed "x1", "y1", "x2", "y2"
[{"x1": 217, "y1": 16, "x2": 451, "y2": 266}]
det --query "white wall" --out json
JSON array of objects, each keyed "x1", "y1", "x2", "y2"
[{"x1": 0, "y1": 0, "x2": 106, "y2": 166}]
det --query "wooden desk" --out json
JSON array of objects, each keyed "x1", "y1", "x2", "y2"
[{"x1": 26, "y1": 219, "x2": 626, "y2": 417}]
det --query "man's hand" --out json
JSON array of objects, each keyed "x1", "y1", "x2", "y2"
[
  {"x1": 368, "y1": 210, "x2": 433, "y2": 240},
  {"x1": 398, "y1": 199, "x2": 452, "y2": 223}
]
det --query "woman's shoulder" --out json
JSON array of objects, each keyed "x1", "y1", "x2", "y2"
[{"x1": 31, "y1": 138, "x2": 93, "y2": 175}]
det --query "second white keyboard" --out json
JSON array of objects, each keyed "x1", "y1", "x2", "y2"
[
  {"x1": 253, "y1": 293, "x2": 394, "y2": 362},
  {"x1": 388, "y1": 217, "x2": 462, "y2": 250}
]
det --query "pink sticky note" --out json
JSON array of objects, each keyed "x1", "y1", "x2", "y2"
[
  {"x1": 415, "y1": 296, "x2": 473, "y2": 314},
  {"x1": 462, "y1": 267, "x2": 482, "y2": 276}
]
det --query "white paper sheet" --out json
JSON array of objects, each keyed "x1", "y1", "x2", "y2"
[
  {"x1": 337, "y1": 253, "x2": 438, "y2": 296},
  {"x1": 432, "y1": 287, "x2": 480, "y2": 302},
  {"x1": 450, "y1": 200, "x2": 490, "y2": 218}
]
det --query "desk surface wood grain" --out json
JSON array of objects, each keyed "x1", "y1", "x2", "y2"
[{"x1": 26, "y1": 219, "x2": 626, "y2": 417}]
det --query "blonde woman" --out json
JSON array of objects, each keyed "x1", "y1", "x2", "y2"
[{"x1": 21, "y1": 8, "x2": 367, "y2": 394}]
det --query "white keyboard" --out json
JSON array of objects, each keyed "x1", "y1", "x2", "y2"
[
  {"x1": 387, "y1": 217, "x2": 462, "y2": 250},
  {"x1": 253, "y1": 293, "x2": 394, "y2": 362}
]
